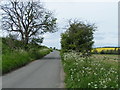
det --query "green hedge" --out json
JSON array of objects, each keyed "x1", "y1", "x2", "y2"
[{"x1": 2, "y1": 49, "x2": 51, "y2": 74}]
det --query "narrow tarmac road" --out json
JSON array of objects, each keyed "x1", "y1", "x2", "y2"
[{"x1": 2, "y1": 50, "x2": 64, "y2": 88}]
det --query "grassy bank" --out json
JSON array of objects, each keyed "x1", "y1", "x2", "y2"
[
  {"x1": 2, "y1": 48, "x2": 52, "y2": 74},
  {"x1": 61, "y1": 51, "x2": 118, "y2": 88},
  {"x1": 1, "y1": 37, "x2": 53, "y2": 74}
]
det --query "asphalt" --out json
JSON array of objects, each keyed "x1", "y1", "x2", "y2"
[{"x1": 2, "y1": 50, "x2": 64, "y2": 88}]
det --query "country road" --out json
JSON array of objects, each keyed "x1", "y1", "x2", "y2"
[{"x1": 2, "y1": 50, "x2": 64, "y2": 88}]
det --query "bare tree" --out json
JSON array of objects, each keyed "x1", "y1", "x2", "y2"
[{"x1": 1, "y1": 0, "x2": 57, "y2": 47}]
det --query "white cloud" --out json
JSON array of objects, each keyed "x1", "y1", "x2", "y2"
[{"x1": 44, "y1": 2, "x2": 118, "y2": 48}]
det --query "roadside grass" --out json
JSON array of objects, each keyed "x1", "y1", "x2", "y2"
[
  {"x1": 61, "y1": 51, "x2": 118, "y2": 88},
  {"x1": 2, "y1": 48, "x2": 51, "y2": 74}
]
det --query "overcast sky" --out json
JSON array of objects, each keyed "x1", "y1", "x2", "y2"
[
  {"x1": 40, "y1": 1, "x2": 118, "y2": 49},
  {"x1": 0, "y1": 0, "x2": 118, "y2": 49}
]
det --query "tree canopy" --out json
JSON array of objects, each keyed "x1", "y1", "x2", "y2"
[
  {"x1": 1, "y1": 0, "x2": 57, "y2": 48},
  {"x1": 61, "y1": 20, "x2": 96, "y2": 56}
]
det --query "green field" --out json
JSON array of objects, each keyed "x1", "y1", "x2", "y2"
[
  {"x1": 61, "y1": 52, "x2": 118, "y2": 88},
  {"x1": 93, "y1": 54, "x2": 119, "y2": 61}
]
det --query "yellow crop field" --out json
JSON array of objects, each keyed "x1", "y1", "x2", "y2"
[{"x1": 92, "y1": 47, "x2": 119, "y2": 52}]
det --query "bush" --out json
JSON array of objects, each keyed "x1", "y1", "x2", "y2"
[{"x1": 61, "y1": 20, "x2": 96, "y2": 56}]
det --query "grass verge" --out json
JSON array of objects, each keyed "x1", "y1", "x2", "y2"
[
  {"x1": 61, "y1": 51, "x2": 118, "y2": 88},
  {"x1": 2, "y1": 48, "x2": 51, "y2": 74}
]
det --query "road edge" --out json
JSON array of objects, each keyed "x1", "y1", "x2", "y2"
[{"x1": 59, "y1": 60, "x2": 65, "y2": 88}]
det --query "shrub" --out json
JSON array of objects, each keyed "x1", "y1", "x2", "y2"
[{"x1": 61, "y1": 20, "x2": 96, "y2": 57}]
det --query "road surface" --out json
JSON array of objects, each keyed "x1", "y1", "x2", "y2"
[{"x1": 2, "y1": 50, "x2": 64, "y2": 88}]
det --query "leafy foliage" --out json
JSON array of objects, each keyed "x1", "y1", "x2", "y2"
[{"x1": 61, "y1": 20, "x2": 96, "y2": 56}]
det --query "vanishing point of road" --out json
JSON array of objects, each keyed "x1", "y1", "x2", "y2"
[{"x1": 2, "y1": 50, "x2": 64, "y2": 88}]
